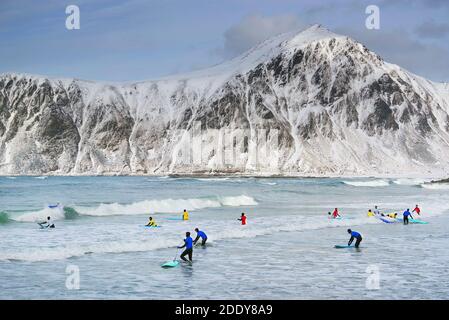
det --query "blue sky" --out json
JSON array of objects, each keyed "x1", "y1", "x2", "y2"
[{"x1": 1, "y1": 0, "x2": 449, "y2": 82}]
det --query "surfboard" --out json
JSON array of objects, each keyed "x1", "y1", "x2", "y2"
[
  {"x1": 395, "y1": 218, "x2": 429, "y2": 224},
  {"x1": 410, "y1": 219, "x2": 429, "y2": 224},
  {"x1": 334, "y1": 244, "x2": 353, "y2": 248},
  {"x1": 377, "y1": 216, "x2": 396, "y2": 224},
  {"x1": 161, "y1": 260, "x2": 179, "y2": 268},
  {"x1": 141, "y1": 225, "x2": 162, "y2": 228}
]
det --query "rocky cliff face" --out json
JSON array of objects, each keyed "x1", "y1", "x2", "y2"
[{"x1": 1, "y1": 25, "x2": 449, "y2": 176}]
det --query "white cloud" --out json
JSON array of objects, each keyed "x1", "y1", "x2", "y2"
[{"x1": 219, "y1": 14, "x2": 304, "y2": 58}]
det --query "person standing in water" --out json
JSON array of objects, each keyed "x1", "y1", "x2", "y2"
[
  {"x1": 178, "y1": 232, "x2": 193, "y2": 262},
  {"x1": 238, "y1": 213, "x2": 247, "y2": 225},
  {"x1": 331, "y1": 208, "x2": 340, "y2": 219},
  {"x1": 182, "y1": 209, "x2": 189, "y2": 221},
  {"x1": 145, "y1": 216, "x2": 157, "y2": 227},
  {"x1": 403, "y1": 209, "x2": 413, "y2": 225},
  {"x1": 412, "y1": 205, "x2": 421, "y2": 216},
  {"x1": 38, "y1": 216, "x2": 55, "y2": 229},
  {"x1": 347, "y1": 229, "x2": 362, "y2": 248},
  {"x1": 193, "y1": 228, "x2": 208, "y2": 246}
]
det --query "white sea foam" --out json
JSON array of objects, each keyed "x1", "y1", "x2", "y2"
[
  {"x1": 74, "y1": 195, "x2": 257, "y2": 216},
  {"x1": 13, "y1": 206, "x2": 65, "y2": 222},
  {"x1": 342, "y1": 180, "x2": 390, "y2": 187},
  {"x1": 393, "y1": 178, "x2": 430, "y2": 186},
  {"x1": 421, "y1": 183, "x2": 449, "y2": 190}
]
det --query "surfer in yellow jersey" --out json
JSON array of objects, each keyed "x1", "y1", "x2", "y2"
[
  {"x1": 367, "y1": 209, "x2": 374, "y2": 217},
  {"x1": 182, "y1": 209, "x2": 189, "y2": 221},
  {"x1": 146, "y1": 216, "x2": 158, "y2": 227},
  {"x1": 386, "y1": 212, "x2": 398, "y2": 219}
]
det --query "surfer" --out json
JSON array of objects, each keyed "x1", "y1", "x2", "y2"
[
  {"x1": 193, "y1": 228, "x2": 208, "y2": 246},
  {"x1": 386, "y1": 212, "x2": 398, "y2": 219},
  {"x1": 331, "y1": 208, "x2": 340, "y2": 219},
  {"x1": 367, "y1": 209, "x2": 374, "y2": 217},
  {"x1": 403, "y1": 209, "x2": 413, "y2": 225},
  {"x1": 38, "y1": 216, "x2": 55, "y2": 229},
  {"x1": 347, "y1": 229, "x2": 362, "y2": 248},
  {"x1": 146, "y1": 216, "x2": 157, "y2": 227},
  {"x1": 412, "y1": 205, "x2": 421, "y2": 216},
  {"x1": 183, "y1": 209, "x2": 189, "y2": 221},
  {"x1": 178, "y1": 232, "x2": 193, "y2": 262},
  {"x1": 238, "y1": 213, "x2": 247, "y2": 225},
  {"x1": 373, "y1": 205, "x2": 381, "y2": 216}
]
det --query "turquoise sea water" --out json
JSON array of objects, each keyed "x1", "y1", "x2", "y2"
[{"x1": 1, "y1": 176, "x2": 449, "y2": 299}]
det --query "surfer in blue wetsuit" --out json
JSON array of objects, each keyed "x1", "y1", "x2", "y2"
[
  {"x1": 178, "y1": 232, "x2": 193, "y2": 262},
  {"x1": 347, "y1": 229, "x2": 362, "y2": 248},
  {"x1": 193, "y1": 228, "x2": 208, "y2": 246},
  {"x1": 403, "y1": 209, "x2": 413, "y2": 225}
]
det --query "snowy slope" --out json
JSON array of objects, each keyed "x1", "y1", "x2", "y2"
[{"x1": 1, "y1": 25, "x2": 449, "y2": 176}]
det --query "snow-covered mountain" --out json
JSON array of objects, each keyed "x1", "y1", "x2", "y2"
[{"x1": 1, "y1": 24, "x2": 449, "y2": 176}]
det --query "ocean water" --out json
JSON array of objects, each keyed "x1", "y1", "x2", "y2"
[{"x1": 1, "y1": 176, "x2": 449, "y2": 299}]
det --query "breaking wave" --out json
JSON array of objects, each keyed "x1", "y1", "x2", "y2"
[
  {"x1": 11, "y1": 206, "x2": 79, "y2": 222},
  {"x1": 74, "y1": 195, "x2": 257, "y2": 216},
  {"x1": 0, "y1": 211, "x2": 10, "y2": 224},
  {"x1": 392, "y1": 178, "x2": 430, "y2": 186},
  {"x1": 421, "y1": 183, "x2": 449, "y2": 190},
  {"x1": 342, "y1": 180, "x2": 390, "y2": 187}
]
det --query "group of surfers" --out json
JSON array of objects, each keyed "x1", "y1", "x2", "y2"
[
  {"x1": 366, "y1": 204, "x2": 421, "y2": 225},
  {"x1": 327, "y1": 205, "x2": 424, "y2": 248},
  {"x1": 145, "y1": 211, "x2": 248, "y2": 262},
  {"x1": 328, "y1": 204, "x2": 422, "y2": 225}
]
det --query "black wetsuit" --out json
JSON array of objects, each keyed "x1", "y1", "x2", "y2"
[{"x1": 179, "y1": 236, "x2": 193, "y2": 261}]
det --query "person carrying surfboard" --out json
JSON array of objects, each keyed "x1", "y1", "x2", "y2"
[
  {"x1": 403, "y1": 209, "x2": 413, "y2": 225},
  {"x1": 412, "y1": 205, "x2": 421, "y2": 216},
  {"x1": 347, "y1": 229, "x2": 362, "y2": 248},
  {"x1": 146, "y1": 216, "x2": 157, "y2": 227},
  {"x1": 238, "y1": 213, "x2": 247, "y2": 225},
  {"x1": 182, "y1": 209, "x2": 189, "y2": 221},
  {"x1": 193, "y1": 228, "x2": 208, "y2": 246},
  {"x1": 178, "y1": 232, "x2": 193, "y2": 262}
]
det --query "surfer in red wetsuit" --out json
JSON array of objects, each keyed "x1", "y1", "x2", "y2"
[
  {"x1": 412, "y1": 205, "x2": 421, "y2": 216},
  {"x1": 238, "y1": 213, "x2": 247, "y2": 225},
  {"x1": 332, "y1": 208, "x2": 340, "y2": 219}
]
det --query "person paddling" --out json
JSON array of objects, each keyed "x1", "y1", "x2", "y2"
[
  {"x1": 38, "y1": 216, "x2": 55, "y2": 229},
  {"x1": 347, "y1": 229, "x2": 362, "y2": 248},
  {"x1": 178, "y1": 232, "x2": 193, "y2": 262},
  {"x1": 193, "y1": 228, "x2": 208, "y2": 246},
  {"x1": 146, "y1": 216, "x2": 157, "y2": 227},
  {"x1": 403, "y1": 209, "x2": 413, "y2": 225},
  {"x1": 238, "y1": 213, "x2": 247, "y2": 225}
]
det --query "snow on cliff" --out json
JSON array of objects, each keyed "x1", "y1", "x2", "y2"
[{"x1": 1, "y1": 25, "x2": 449, "y2": 176}]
